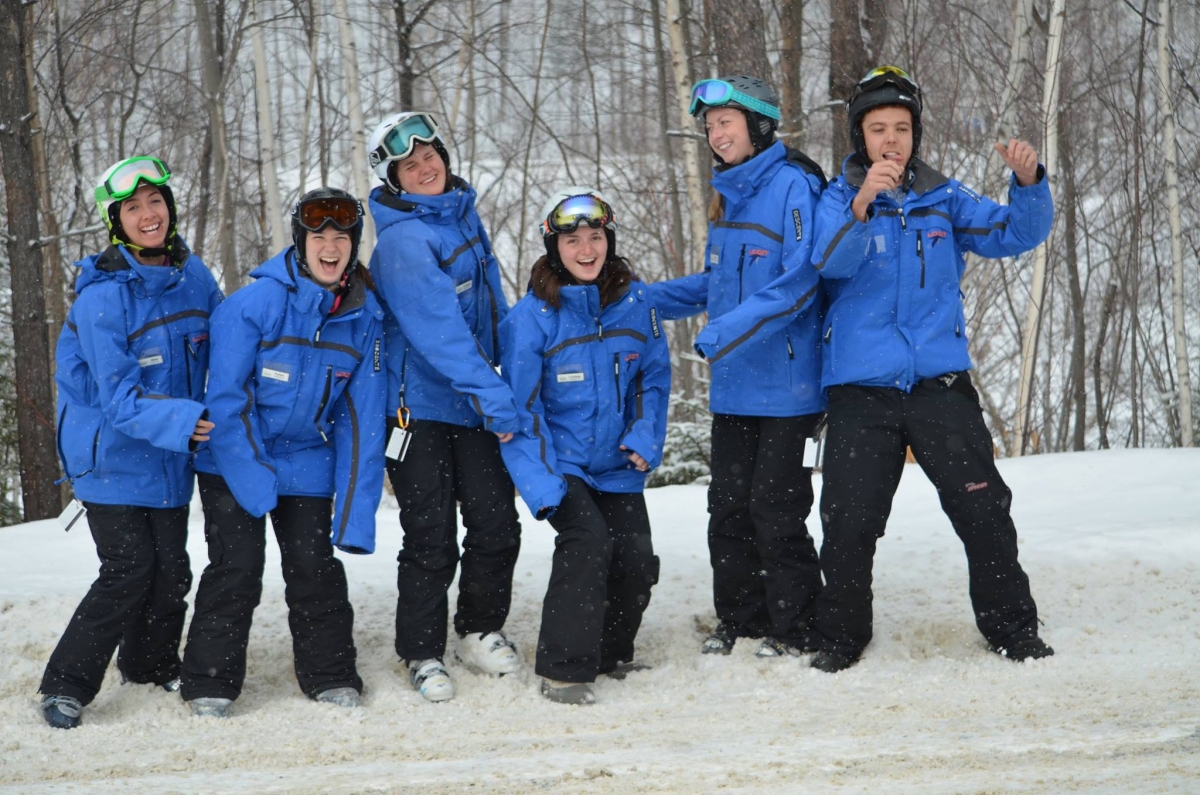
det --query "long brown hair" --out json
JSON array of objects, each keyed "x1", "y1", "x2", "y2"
[{"x1": 530, "y1": 242, "x2": 634, "y2": 310}]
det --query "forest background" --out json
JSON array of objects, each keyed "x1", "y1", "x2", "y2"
[{"x1": 0, "y1": 0, "x2": 1197, "y2": 525}]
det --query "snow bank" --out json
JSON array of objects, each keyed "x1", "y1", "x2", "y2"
[{"x1": 1, "y1": 449, "x2": 1198, "y2": 793}]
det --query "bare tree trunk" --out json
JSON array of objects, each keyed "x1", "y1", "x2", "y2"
[
  {"x1": 23, "y1": 7, "x2": 65, "y2": 365},
  {"x1": 666, "y1": 0, "x2": 708, "y2": 275},
  {"x1": 194, "y1": 0, "x2": 238, "y2": 290},
  {"x1": 296, "y1": 0, "x2": 320, "y2": 194},
  {"x1": 1157, "y1": 0, "x2": 1194, "y2": 446},
  {"x1": 1092, "y1": 281, "x2": 1118, "y2": 449},
  {"x1": 1059, "y1": 96, "x2": 1086, "y2": 451},
  {"x1": 0, "y1": 1, "x2": 63, "y2": 521},
  {"x1": 1013, "y1": 0, "x2": 1065, "y2": 456},
  {"x1": 334, "y1": 0, "x2": 376, "y2": 261},
  {"x1": 779, "y1": 0, "x2": 805, "y2": 144},
  {"x1": 829, "y1": 0, "x2": 887, "y2": 164},
  {"x1": 705, "y1": 0, "x2": 770, "y2": 78},
  {"x1": 251, "y1": 0, "x2": 287, "y2": 252},
  {"x1": 394, "y1": 1, "x2": 438, "y2": 109}
]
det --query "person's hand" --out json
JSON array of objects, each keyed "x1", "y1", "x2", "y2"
[
  {"x1": 994, "y1": 138, "x2": 1040, "y2": 187},
  {"x1": 190, "y1": 418, "x2": 215, "y2": 442},
  {"x1": 621, "y1": 445, "x2": 649, "y2": 472},
  {"x1": 495, "y1": 431, "x2": 514, "y2": 443},
  {"x1": 852, "y1": 160, "x2": 905, "y2": 221}
]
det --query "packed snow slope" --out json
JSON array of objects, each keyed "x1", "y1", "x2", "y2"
[{"x1": 1, "y1": 449, "x2": 1197, "y2": 794}]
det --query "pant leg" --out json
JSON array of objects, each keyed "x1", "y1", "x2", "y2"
[
  {"x1": 180, "y1": 474, "x2": 268, "y2": 701},
  {"x1": 812, "y1": 387, "x2": 908, "y2": 656},
  {"x1": 903, "y1": 376, "x2": 1040, "y2": 647},
  {"x1": 40, "y1": 503, "x2": 158, "y2": 705},
  {"x1": 387, "y1": 419, "x2": 460, "y2": 662},
  {"x1": 270, "y1": 496, "x2": 363, "y2": 698},
  {"x1": 706, "y1": 413, "x2": 770, "y2": 636},
  {"x1": 116, "y1": 505, "x2": 192, "y2": 685},
  {"x1": 594, "y1": 491, "x2": 659, "y2": 672},
  {"x1": 748, "y1": 413, "x2": 823, "y2": 643},
  {"x1": 449, "y1": 424, "x2": 522, "y2": 638},
  {"x1": 536, "y1": 477, "x2": 613, "y2": 683}
]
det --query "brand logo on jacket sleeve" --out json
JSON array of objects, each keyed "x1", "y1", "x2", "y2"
[
  {"x1": 649, "y1": 307, "x2": 661, "y2": 339},
  {"x1": 374, "y1": 338, "x2": 381, "y2": 372},
  {"x1": 792, "y1": 209, "x2": 803, "y2": 240}
]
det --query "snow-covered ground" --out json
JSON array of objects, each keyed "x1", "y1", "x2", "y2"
[{"x1": 2, "y1": 449, "x2": 1198, "y2": 794}]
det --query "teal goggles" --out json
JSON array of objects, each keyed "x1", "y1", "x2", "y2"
[
  {"x1": 373, "y1": 113, "x2": 439, "y2": 163},
  {"x1": 688, "y1": 79, "x2": 781, "y2": 120}
]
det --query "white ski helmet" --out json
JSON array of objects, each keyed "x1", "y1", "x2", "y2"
[{"x1": 367, "y1": 111, "x2": 449, "y2": 193}]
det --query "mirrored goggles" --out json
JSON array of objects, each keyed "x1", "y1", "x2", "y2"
[
  {"x1": 102, "y1": 157, "x2": 171, "y2": 201},
  {"x1": 374, "y1": 113, "x2": 439, "y2": 163},
  {"x1": 851, "y1": 66, "x2": 922, "y2": 104},
  {"x1": 688, "y1": 79, "x2": 781, "y2": 120},
  {"x1": 296, "y1": 197, "x2": 362, "y2": 232},
  {"x1": 541, "y1": 194, "x2": 615, "y2": 237}
]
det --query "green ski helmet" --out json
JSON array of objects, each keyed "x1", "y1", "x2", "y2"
[{"x1": 94, "y1": 155, "x2": 179, "y2": 254}]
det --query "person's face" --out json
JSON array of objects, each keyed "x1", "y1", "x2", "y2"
[
  {"x1": 396, "y1": 143, "x2": 447, "y2": 195},
  {"x1": 862, "y1": 105, "x2": 914, "y2": 166},
  {"x1": 557, "y1": 226, "x2": 608, "y2": 283},
  {"x1": 305, "y1": 227, "x2": 353, "y2": 288},
  {"x1": 118, "y1": 184, "x2": 169, "y2": 250},
  {"x1": 705, "y1": 107, "x2": 755, "y2": 165}
]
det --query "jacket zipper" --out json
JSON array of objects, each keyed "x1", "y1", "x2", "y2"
[
  {"x1": 314, "y1": 365, "x2": 333, "y2": 443},
  {"x1": 737, "y1": 246, "x2": 746, "y2": 302},
  {"x1": 916, "y1": 235, "x2": 926, "y2": 289},
  {"x1": 786, "y1": 332, "x2": 795, "y2": 359},
  {"x1": 613, "y1": 353, "x2": 623, "y2": 413}
]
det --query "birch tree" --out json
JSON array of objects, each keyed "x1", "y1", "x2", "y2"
[
  {"x1": 250, "y1": 0, "x2": 287, "y2": 252},
  {"x1": 334, "y1": 0, "x2": 376, "y2": 260}
]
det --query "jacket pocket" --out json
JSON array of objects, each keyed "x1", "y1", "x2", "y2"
[{"x1": 58, "y1": 404, "x2": 104, "y2": 480}]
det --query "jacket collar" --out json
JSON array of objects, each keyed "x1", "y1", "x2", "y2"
[
  {"x1": 76, "y1": 244, "x2": 184, "y2": 297},
  {"x1": 370, "y1": 175, "x2": 475, "y2": 230},
  {"x1": 711, "y1": 141, "x2": 788, "y2": 210},
  {"x1": 843, "y1": 154, "x2": 951, "y2": 199},
  {"x1": 558, "y1": 283, "x2": 602, "y2": 318}
]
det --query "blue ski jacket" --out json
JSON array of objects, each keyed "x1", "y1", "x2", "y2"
[
  {"x1": 194, "y1": 249, "x2": 387, "y2": 554},
  {"x1": 648, "y1": 141, "x2": 826, "y2": 417},
  {"x1": 499, "y1": 281, "x2": 671, "y2": 518},
  {"x1": 368, "y1": 178, "x2": 520, "y2": 433},
  {"x1": 813, "y1": 155, "x2": 1054, "y2": 391},
  {"x1": 55, "y1": 243, "x2": 222, "y2": 509}
]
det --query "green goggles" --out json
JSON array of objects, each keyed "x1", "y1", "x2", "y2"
[
  {"x1": 541, "y1": 194, "x2": 615, "y2": 237},
  {"x1": 688, "y1": 79, "x2": 781, "y2": 120},
  {"x1": 96, "y1": 156, "x2": 171, "y2": 204},
  {"x1": 372, "y1": 113, "x2": 439, "y2": 164}
]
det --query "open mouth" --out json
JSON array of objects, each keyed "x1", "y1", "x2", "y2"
[{"x1": 140, "y1": 222, "x2": 162, "y2": 235}]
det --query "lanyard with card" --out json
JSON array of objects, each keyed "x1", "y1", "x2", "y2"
[
  {"x1": 801, "y1": 416, "x2": 827, "y2": 470},
  {"x1": 386, "y1": 407, "x2": 413, "y2": 461},
  {"x1": 57, "y1": 498, "x2": 87, "y2": 533}
]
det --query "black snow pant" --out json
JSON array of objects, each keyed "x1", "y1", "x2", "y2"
[
  {"x1": 180, "y1": 474, "x2": 362, "y2": 701},
  {"x1": 707, "y1": 413, "x2": 823, "y2": 644},
  {"x1": 387, "y1": 419, "x2": 522, "y2": 662},
  {"x1": 40, "y1": 502, "x2": 191, "y2": 705},
  {"x1": 536, "y1": 476, "x2": 660, "y2": 683},
  {"x1": 812, "y1": 375, "x2": 1041, "y2": 656}
]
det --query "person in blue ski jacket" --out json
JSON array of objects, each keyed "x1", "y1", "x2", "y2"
[
  {"x1": 40, "y1": 156, "x2": 222, "y2": 730},
  {"x1": 180, "y1": 188, "x2": 385, "y2": 716},
  {"x1": 806, "y1": 66, "x2": 1056, "y2": 673},
  {"x1": 648, "y1": 76, "x2": 829, "y2": 659},
  {"x1": 501, "y1": 187, "x2": 669, "y2": 705},
  {"x1": 366, "y1": 111, "x2": 524, "y2": 702}
]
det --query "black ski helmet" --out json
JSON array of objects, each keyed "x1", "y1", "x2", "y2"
[
  {"x1": 847, "y1": 66, "x2": 924, "y2": 162},
  {"x1": 290, "y1": 187, "x2": 364, "y2": 277},
  {"x1": 691, "y1": 75, "x2": 781, "y2": 160}
]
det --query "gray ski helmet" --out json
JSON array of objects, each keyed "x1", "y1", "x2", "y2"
[
  {"x1": 692, "y1": 75, "x2": 781, "y2": 157},
  {"x1": 291, "y1": 187, "x2": 364, "y2": 277},
  {"x1": 847, "y1": 66, "x2": 924, "y2": 162}
]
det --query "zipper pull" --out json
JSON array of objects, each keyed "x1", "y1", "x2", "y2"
[
  {"x1": 597, "y1": 320, "x2": 604, "y2": 340},
  {"x1": 318, "y1": 428, "x2": 329, "y2": 443},
  {"x1": 916, "y1": 236, "x2": 923, "y2": 255},
  {"x1": 899, "y1": 210, "x2": 907, "y2": 230},
  {"x1": 787, "y1": 337, "x2": 795, "y2": 359},
  {"x1": 824, "y1": 326, "x2": 832, "y2": 344}
]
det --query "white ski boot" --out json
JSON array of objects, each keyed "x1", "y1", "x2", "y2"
[{"x1": 455, "y1": 631, "x2": 522, "y2": 675}]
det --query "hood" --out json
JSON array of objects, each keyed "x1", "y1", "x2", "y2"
[
  {"x1": 249, "y1": 247, "x2": 336, "y2": 316},
  {"x1": 73, "y1": 243, "x2": 188, "y2": 297},
  {"x1": 711, "y1": 140, "x2": 788, "y2": 211},
  {"x1": 369, "y1": 175, "x2": 477, "y2": 239}
]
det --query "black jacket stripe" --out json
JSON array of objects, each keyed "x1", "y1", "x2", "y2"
[
  {"x1": 334, "y1": 390, "x2": 359, "y2": 547},
  {"x1": 707, "y1": 284, "x2": 819, "y2": 364},
  {"x1": 816, "y1": 219, "x2": 858, "y2": 269},
  {"x1": 260, "y1": 335, "x2": 363, "y2": 361},
  {"x1": 127, "y1": 309, "x2": 210, "y2": 342},
  {"x1": 713, "y1": 220, "x2": 784, "y2": 244}
]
